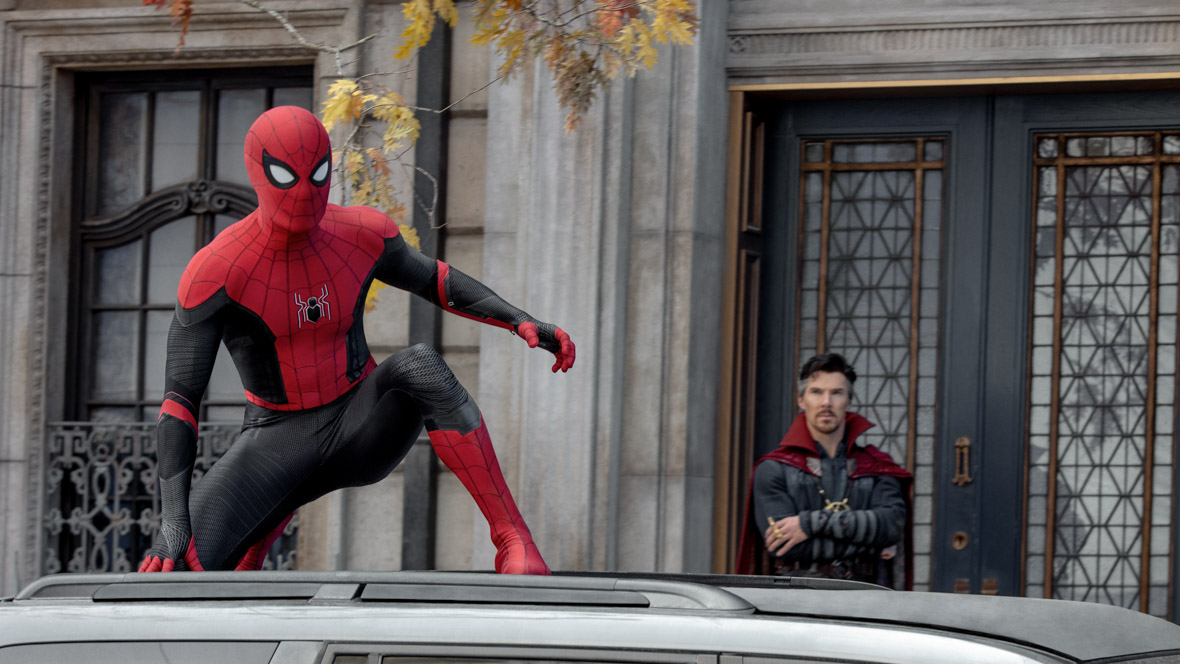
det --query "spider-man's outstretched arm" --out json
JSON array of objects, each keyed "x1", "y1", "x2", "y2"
[
  {"x1": 138, "y1": 312, "x2": 221, "y2": 573},
  {"x1": 375, "y1": 233, "x2": 575, "y2": 372},
  {"x1": 372, "y1": 231, "x2": 568, "y2": 574}
]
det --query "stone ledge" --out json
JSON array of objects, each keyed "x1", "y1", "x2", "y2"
[
  {"x1": 730, "y1": 19, "x2": 1180, "y2": 54},
  {"x1": 40, "y1": 46, "x2": 316, "y2": 71},
  {"x1": 727, "y1": 17, "x2": 1180, "y2": 84},
  {"x1": 727, "y1": 58, "x2": 1180, "y2": 89},
  {"x1": 1, "y1": 5, "x2": 349, "y2": 35}
]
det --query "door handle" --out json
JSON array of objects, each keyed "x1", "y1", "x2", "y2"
[{"x1": 953, "y1": 437, "x2": 973, "y2": 486}]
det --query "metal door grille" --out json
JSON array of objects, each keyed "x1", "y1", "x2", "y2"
[
  {"x1": 1025, "y1": 132, "x2": 1179, "y2": 617},
  {"x1": 795, "y1": 138, "x2": 945, "y2": 590}
]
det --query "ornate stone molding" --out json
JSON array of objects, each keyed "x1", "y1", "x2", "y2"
[
  {"x1": 4, "y1": 7, "x2": 349, "y2": 40},
  {"x1": 26, "y1": 48, "x2": 54, "y2": 590},
  {"x1": 730, "y1": 19, "x2": 1180, "y2": 56},
  {"x1": 80, "y1": 181, "x2": 257, "y2": 242},
  {"x1": 43, "y1": 46, "x2": 315, "y2": 70},
  {"x1": 728, "y1": 17, "x2": 1180, "y2": 81}
]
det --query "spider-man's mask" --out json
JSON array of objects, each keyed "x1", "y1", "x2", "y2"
[{"x1": 244, "y1": 106, "x2": 332, "y2": 234}]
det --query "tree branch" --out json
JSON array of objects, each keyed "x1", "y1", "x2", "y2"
[{"x1": 235, "y1": 0, "x2": 376, "y2": 75}]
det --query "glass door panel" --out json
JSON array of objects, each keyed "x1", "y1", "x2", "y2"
[
  {"x1": 1022, "y1": 130, "x2": 1180, "y2": 615},
  {"x1": 794, "y1": 138, "x2": 945, "y2": 589}
]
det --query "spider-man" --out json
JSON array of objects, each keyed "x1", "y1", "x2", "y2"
[{"x1": 138, "y1": 106, "x2": 573, "y2": 575}]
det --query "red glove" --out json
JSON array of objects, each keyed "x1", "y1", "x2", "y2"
[
  {"x1": 138, "y1": 532, "x2": 204, "y2": 572},
  {"x1": 516, "y1": 322, "x2": 575, "y2": 373}
]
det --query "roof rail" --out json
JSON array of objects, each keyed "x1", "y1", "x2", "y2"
[
  {"x1": 15, "y1": 571, "x2": 755, "y2": 612},
  {"x1": 554, "y1": 570, "x2": 889, "y2": 592}
]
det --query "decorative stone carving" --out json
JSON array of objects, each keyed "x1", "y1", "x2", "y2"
[
  {"x1": 727, "y1": 17, "x2": 1180, "y2": 81},
  {"x1": 43, "y1": 47, "x2": 315, "y2": 69},
  {"x1": 80, "y1": 181, "x2": 257, "y2": 241},
  {"x1": 729, "y1": 20, "x2": 1180, "y2": 56}
]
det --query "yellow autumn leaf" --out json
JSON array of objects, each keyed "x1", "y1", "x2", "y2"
[
  {"x1": 367, "y1": 149, "x2": 393, "y2": 178},
  {"x1": 655, "y1": 0, "x2": 696, "y2": 13},
  {"x1": 372, "y1": 94, "x2": 422, "y2": 152},
  {"x1": 496, "y1": 29, "x2": 529, "y2": 75},
  {"x1": 471, "y1": 3, "x2": 509, "y2": 45},
  {"x1": 396, "y1": 0, "x2": 435, "y2": 60},
  {"x1": 433, "y1": 0, "x2": 459, "y2": 27},
  {"x1": 399, "y1": 223, "x2": 421, "y2": 250},
  {"x1": 471, "y1": 23, "x2": 501, "y2": 46},
  {"x1": 321, "y1": 80, "x2": 377, "y2": 133},
  {"x1": 364, "y1": 281, "x2": 387, "y2": 313},
  {"x1": 385, "y1": 199, "x2": 408, "y2": 224},
  {"x1": 383, "y1": 109, "x2": 421, "y2": 152},
  {"x1": 614, "y1": 20, "x2": 635, "y2": 51},
  {"x1": 373, "y1": 91, "x2": 407, "y2": 108},
  {"x1": 340, "y1": 149, "x2": 365, "y2": 185},
  {"x1": 321, "y1": 79, "x2": 359, "y2": 131},
  {"x1": 660, "y1": 20, "x2": 694, "y2": 45},
  {"x1": 354, "y1": 177, "x2": 373, "y2": 203},
  {"x1": 652, "y1": 0, "x2": 698, "y2": 45},
  {"x1": 638, "y1": 44, "x2": 658, "y2": 69},
  {"x1": 623, "y1": 19, "x2": 658, "y2": 69}
]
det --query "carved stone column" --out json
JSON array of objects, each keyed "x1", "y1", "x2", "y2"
[{"x1": 478, "y1": 0, "x2": 730, "y2": 573}]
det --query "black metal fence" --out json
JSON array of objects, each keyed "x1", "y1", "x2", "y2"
[{"x1": 44, "y1": 422, "x2": 297, "y2": 574}]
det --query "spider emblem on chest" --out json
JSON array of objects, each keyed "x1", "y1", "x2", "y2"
[{"x1": 294, "y1": 285, "x2": 332, "y2": 327}]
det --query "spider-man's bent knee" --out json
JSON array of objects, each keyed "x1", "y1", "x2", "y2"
[{"x1": 374, "y1": 343, "x2": 473, "y2": 418}]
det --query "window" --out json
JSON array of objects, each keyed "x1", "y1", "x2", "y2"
[
  {"x1": 43, "y1": 68, "x2": 312, "y2": 575},
  {"x1": 1025, "y1": 132, "x2": 1180, "y2": 613},
  {"x1": 73, "y1": 68, "x2": 314, "y2": 423}
]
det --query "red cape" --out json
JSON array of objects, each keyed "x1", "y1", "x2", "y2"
[{"x1": 734, "y1": 411, "x2": 913, "y2": 583}]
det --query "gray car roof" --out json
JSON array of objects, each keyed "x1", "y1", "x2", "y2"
[
  {"x1": 5, "y1": 571, "x2": 1180, "y2": 662},
  {"x1": 725, "y1": 585, "x2": 1180, "y2": 662}
]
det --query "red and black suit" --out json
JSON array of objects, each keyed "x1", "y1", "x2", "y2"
[{"x1": 140, "y1": 106, "x2": 573, "y2": 575}]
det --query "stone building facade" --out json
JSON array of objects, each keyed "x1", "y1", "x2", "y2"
[{"x1": 3, "y1": 0, "x2": 1180, "y2": 621}]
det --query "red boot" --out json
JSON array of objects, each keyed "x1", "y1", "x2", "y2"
[
  {"x1": 234, "y1": 512, "x2": 294, "y2": 571},
  {"x1": 428, "y1": 417, "x2": 550, "y2": 575}
]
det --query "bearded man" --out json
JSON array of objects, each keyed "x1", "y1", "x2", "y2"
[{"x1": 738, "y1": 353, "x2": 909, "y2": 583}]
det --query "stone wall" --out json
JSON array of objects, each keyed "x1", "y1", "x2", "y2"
[
  {"x1": 471, "y1": 0, "x2": 730, "y2": 572},
  {"x1": 0, "y1": 0, "x2": 730, "y2": 595}
]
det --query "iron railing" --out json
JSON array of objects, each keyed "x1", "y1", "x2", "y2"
[{"x1": 44, "y1": 421, "x2": 297, "y2": 575}]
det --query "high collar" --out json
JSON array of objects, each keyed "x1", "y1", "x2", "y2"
[
  {"x1": 778, "y1": 411, "x2": 875, "y2": 455},
  {"x1": 255, "y1": 214, "x2": 317, "y2": 250}
]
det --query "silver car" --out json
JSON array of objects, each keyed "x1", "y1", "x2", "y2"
[{"x1": 2, "y1": 571, "x2": 1178, "y2": 663}]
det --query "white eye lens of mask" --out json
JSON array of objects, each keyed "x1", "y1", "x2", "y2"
[
  {"x1": 310, "y1": 160, "x2": 330, "y2": 185},
  {"x1": 268, "y1": 163, "x2": 296, "y2": 184}
]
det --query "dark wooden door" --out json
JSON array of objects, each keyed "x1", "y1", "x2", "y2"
[
  {"x1": 758, "y1": 96, "x2": 990, "y2": 594},
  {"x1": 757, "y1": 91, "x2": 1180, "y2": 619}
]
